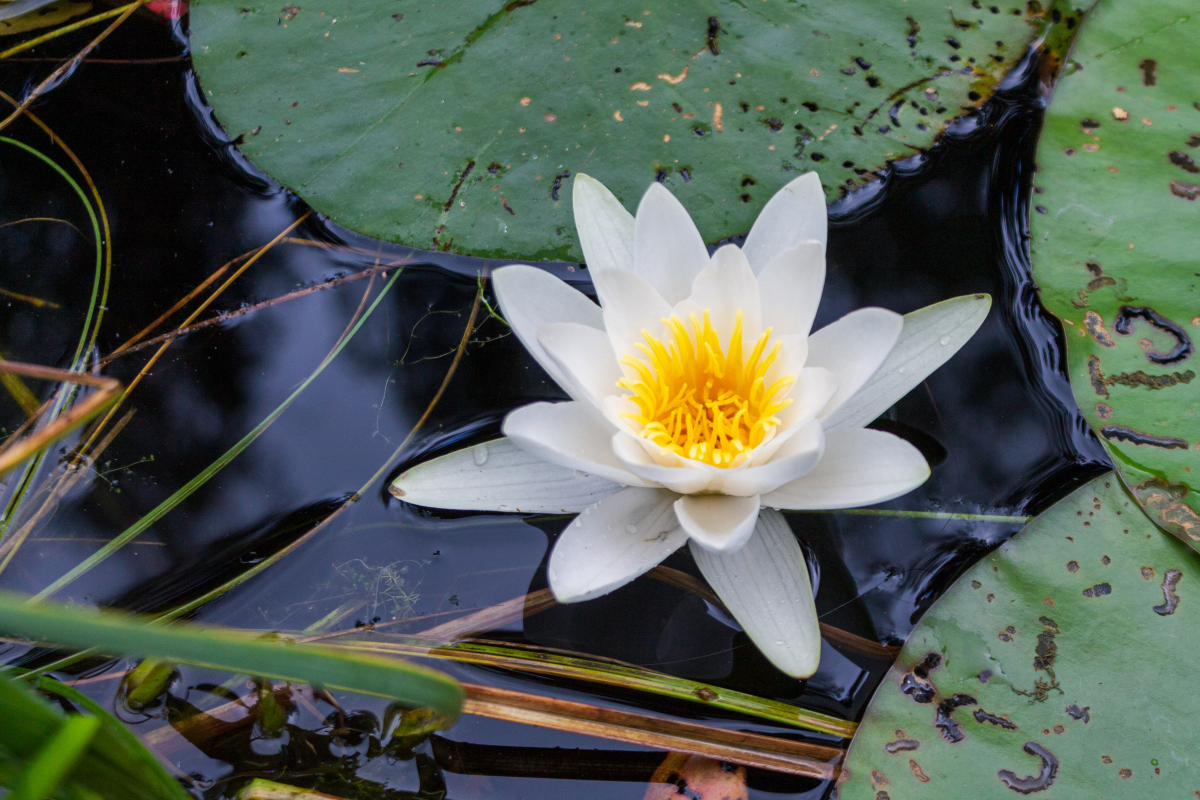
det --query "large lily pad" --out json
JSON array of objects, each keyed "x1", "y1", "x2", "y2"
[
  {"x1": 190, "y1": 0, "x2": 1078, "y2": 260},
  {"x1": 1028, "y1": 0, "x2": 1200, "y2": 543},
  {"x1": 839, "y1": 473, "x2": 1200, "y2": 796}
]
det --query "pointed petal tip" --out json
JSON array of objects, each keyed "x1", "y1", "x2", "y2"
[{"x1": 675, "y1": 494, "x2": 760, "y2": 553}]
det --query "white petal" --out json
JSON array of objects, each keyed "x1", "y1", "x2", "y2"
[
  {"x1": 538, "y1": 322, "x2": 623, "y2": 409},
  {"x1": 756, "y1": 242, "x2": 826, "y2": 338},
  {"x1": 391, "y1": 438, "x2": 621, "y2": 513},
  {"x1": 612, "y1": 432, "x2": 715, "y2": 494},
  {"x1": 493, "y1": 265, "x2": 604, "y2": 393},
  {"x1": 573, "y1": 173, "x2": 635, "y2": 274},
  {"x1": 804, "y1": 308, "x2": 903, "y2": 423},
  {"x1": 633, "y1": 182, "x2": 711, "y2": 305},
  {"x1": 675, "y1": 494, "x2": 761, "y2": 553},
  {"x1": 690, "y1": 509, "x2": 820, "y2": 677},
  {"x1": 503, "y1": 402, "x2": 648, "y2": 487},
  {"x1": 720, "y1": 419, "x2": 824, "y2": 496},
  {"x1": 761, "y1": 428, "x2": 930, "y2": 510},
  {"x1": 741, "y1": 172, "x2": 827, "y2": 274},
  {"x1": 822, "y1": 293, "x2": 993, "y2": 431},
  {"x1": 549, "y1": 487, "x2": 685, "y2": 602},
  {"x1": 776, "y1": 366, "x2": 838, "y2": 428},
  {"x1": 592, "y1": 268, "x2": 673, "y2": 372},
  {"x1": 685, "y1": 244, "x2": 762, "y2": 345}
]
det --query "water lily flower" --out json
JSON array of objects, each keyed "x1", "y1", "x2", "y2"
[{"x1": 392, "y1": 172, "x2": 990, "y2": 678}]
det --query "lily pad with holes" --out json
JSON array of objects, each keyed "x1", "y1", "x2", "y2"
[
  {"x1": 838, "y1": 473, "x2": 1200, "y2": 797},
  {"x1": 190, "y1": 0, "x2": 1080, "y2": 260},
  {"x1": 1028, "y1": 0, "x2": 1200, "y2": 544}
]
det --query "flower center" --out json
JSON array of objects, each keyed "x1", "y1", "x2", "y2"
[{"x1": 617, "y1": 310, "x2": 795, "y2": 468}]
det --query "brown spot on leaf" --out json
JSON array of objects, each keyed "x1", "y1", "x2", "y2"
[
  {"x1": 909, "y1": 760, "x2": 930, "y2": 783},
  {"x1": 1171, "y1": 180, "x2": 1200, "y2": 200},
  {"x1": 1138, "y1": 58, "x2": 1157, "y2": 85},
  {"x1": 1082, "y1": 583, "x2": 1112, "y2": 597},
  {"x1": 1065, "y1": 704, "x2": 1090, "y2": 723},
  {"x1": 1104, "y1": 369, "x2": 1195, "y2": 390},
  {"x1": 1084, "y1": 311, "x2": 1116, "y2": 347},
  {"x1": 1087, "y1": 355, "x2": 1108, "y2": 397},
  {"x1": 1170, "y1": 150, "x2": 1200, "y2": 173},
  {"x1": 935, "y1": 694, "x2": 977, "y2": 743},
  {"x1": 1113, "y1": 306, "x2": 1194, "y2": 364},
  {"x1": 998, "y1": 742, "x2": 1059, "y2": 794},
  {"x1": 973, "y1": 708, "x2": 1017, "y2": 729},
  {"x1": 899, "y1": 652, "x2": 940, "y2": 704},
  {"x1": 1102, "y1": 425, "x2": 1189, "y2": 450},
  {"x1": 1133, "y1": 478, "x2": 1200, "y2": 541},
  {"x1": 884, "y1": 737, "x2": 920, "y2": 753},
  {"x1": 1153, "y1": 568, "x2": 1182, "y2": 615}
]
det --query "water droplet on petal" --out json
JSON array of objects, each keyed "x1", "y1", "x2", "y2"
[
  {"x1": 939, "y1": 335, "x2": 951, "y2": 346},
  {"x1": 625, "y1": 523, "x2": 638, "y2": 534},
  {"x1": 472, "y1": 443, "x2": 489, "y2": 465}
]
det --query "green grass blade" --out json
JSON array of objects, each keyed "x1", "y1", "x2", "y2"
[
  {"x1": 0, "y1": 137, "x2": 102, "y2": 373},
  {"x1": 32, "y1": 267, "x2": 403, "y2": 601},
  {"x1": 333, "y1": 634, "x2": 855, "y2": 738},
  {"x1": 0, "y1": 592, "x2": 464, "y2": 718},
  {"x1": 36, "y1": 677, "x2": 191, "y2": 800},
  {"x1": 9, "y1": 714, "x2": 100, "y2": 800}
]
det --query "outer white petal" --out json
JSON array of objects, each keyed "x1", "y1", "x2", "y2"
[
  {"x1": 761, "y1": 428, "x2": 930, "y2": 510},
  {"x1": 494, "y1": 265, "x2": 604, "y2": 393},
  {"x1": 390, "y1": 438, "x2": 621, "y2": 513},
  {"x1": 720, "y1": 419, "x2": 824, "y2": 496},
  {"x1": 685, "y1": 244, "x2": 762, "y2": 345},
  {"x1": 756, "y1": 242, "x2": 826, "y2": 338},
  {"x1": 690, "y1": 509, "x2": 820, "y2": 678},
  {"x1": 741, "y1": 172, "x2": 827, "y2": 274},
  {"x1": 632, "y1": 183, "x2": 711, "y2": 305},
  {"x1": 675, "y1": 494, "x2": 761, "y2": 553},
  {"x1": 804, "y1": 308, "x2": 903, "y2": 424},
  {"x1": 538, "y1": 322, "x2": 623, "y2": 410},
  {"x1": 573, "y1": 173, "x2": 635, "y2": 274},
  {"x1": 592, "y1": 268, "x2": 672, "y2": 373},
  {"x1": 503, "y1": 402, "x2": 648, "y2": 487},
  {"x1": 822, "y1": 293, "x2": 993, "y2": 431},
  {"x1": 549, "y1": 487, "x2": 685, "y2": 602},
  {"x1": 612, "y1": 432, "x2": 714, "y2": 494}
]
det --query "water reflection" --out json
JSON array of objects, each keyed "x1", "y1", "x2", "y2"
[{"x1": 0, "y1": 16, "x2": 1107, "y2": 800}]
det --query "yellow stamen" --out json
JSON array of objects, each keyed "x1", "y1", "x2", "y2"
[{"x1": 618, "y1": 310, "x2": 795, "y2": 468}]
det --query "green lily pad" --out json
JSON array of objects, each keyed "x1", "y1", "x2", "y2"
[
  {"x1": 839, "y1": 473, "x2": 1200, "y2": 797},
  {"x1": 190, "y1": 0, "x2": 1078, "y2": 260},
  {"x1": 1028, "y1": 0, "x2": 1200, "y2": 543}
]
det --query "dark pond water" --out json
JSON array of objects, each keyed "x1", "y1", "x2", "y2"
[{"x1": 0, "y1": 12, "x2": 1108, "y2": 800}]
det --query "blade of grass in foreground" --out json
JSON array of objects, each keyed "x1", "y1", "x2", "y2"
[
  {"x1": 0, "y1": 675, "x2": 186, "y2": 800},
  {"x1": 327, "y1": 634, "x2": 856, "y2": 738},
  {"x1": 35, "y1": 677, "x2": 190, "y2": 800},
  {"x1": 0, "y1": 592, "x2": 464, "y2": 718},
  {"x1": 32, "y1": 267, "x2": 403, "y2": 602}
]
